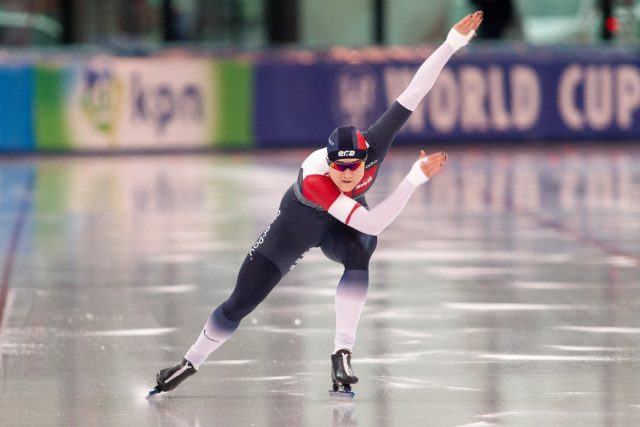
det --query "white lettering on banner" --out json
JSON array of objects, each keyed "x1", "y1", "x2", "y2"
[
  {"x1": 511, "y1": 66, "x2": 541, "y2": 129},
  {"x1": 585, "y1": 66, "x2": 613, "y2": 130},
  {"x1": 558, "y1": 64, "x2": 640, "y2": 130},
  {"x1": 488, "y1": 66, "x2": 510, "y2": 130},
  {"x1": 383, "y1": 64, "x2": 540, "y2": 134},
  {"x1": 460, "y1": 66, "x2": 489, "y2": 131},
  {"x1": 558, "y1": 65, "x2": 583, "y2": 129},
  {"x1": 617, "y1": 65, "x2": 640, "y2": 129},
  {"x1": 131, "y1": 74, "x2": 204, "y2": 135}
]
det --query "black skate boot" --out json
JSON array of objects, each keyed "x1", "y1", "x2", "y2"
[
  {"x1": 147, "y1": 358, "x2": 197, "y2": 397},
  {"x1": 329, "y1": 349, "x2": 358, "y2": 399}
]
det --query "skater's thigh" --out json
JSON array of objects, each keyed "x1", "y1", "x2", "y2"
[
  {"x1": 320, "y1": 222, "x2": 377, "y2": 270},
  {"x1": 252, "y1": 199, "x2": 330, "y2": 275}
]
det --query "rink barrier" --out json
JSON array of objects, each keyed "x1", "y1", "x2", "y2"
[
  {"x1": 35, "y1": 57, "x2": 223, "y2": 151},
  {"x1": 254, "y1": 47, "x2": 640, "y2": 147},
  {"x1": 0, "y1": 46, "x2": 638, "y2": 153},
  {"x1": 0, "y1": 64, "x2": 34, "y2": 151}
]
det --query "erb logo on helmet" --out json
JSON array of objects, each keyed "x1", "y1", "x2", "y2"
[{"x1": 338, "y1": 150, "x2": 356, "y2": 157}]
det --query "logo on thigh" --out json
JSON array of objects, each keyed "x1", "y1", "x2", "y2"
[{"x1": 249, "y1": 210, "x2": 280, "y2": 260}]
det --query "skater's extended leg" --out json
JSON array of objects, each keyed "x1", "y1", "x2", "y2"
[
  {"x1": 321, "y1": 223, "x2": 376, "y2": 397},
  {"x1": 149, "y1": 251, "x2": 282, "y2": 396},
  {"x1": 321, "y1": 224, "x2": 376, "y2": 353},
  {"x1": 149, "y1": 252, "x2": 282, "y2": 396},
  {"x1": 334, "y1": 270, "x2": 369, "y2": 352},
  {"x1": 330, "y1": 271, "x2": 368, "y2": 389},
  {"x1": 150, "y1": 187, "x2": 329, "y2": 396},
  {"x1": 185, "y1": 251, "x2": 282, "y2": 366}
]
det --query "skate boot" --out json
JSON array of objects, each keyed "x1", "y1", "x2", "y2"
[
  {"x1": 147, "y1": 358, "x2": 197, "y2": 397},
  {"x1": 329, "y1": 349, "x2": 358, "y2": 399}
]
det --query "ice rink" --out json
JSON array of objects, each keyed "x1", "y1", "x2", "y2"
[{"x1": 1, "y1": 144, "x2": 639, "y2": 426}]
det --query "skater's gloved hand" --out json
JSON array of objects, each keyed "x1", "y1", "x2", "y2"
[
  {"x1": 405, "y1": 150, "x2": 448, "y2": 187},
  {"x1": 447, "y1": 11, "x2": 483, "y2": 50}
]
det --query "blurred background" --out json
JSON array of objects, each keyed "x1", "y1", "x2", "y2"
[
  {"x1": 0, "y1": 0, "x2": 638, "y2": 153},
  {"x1": 0, "y1": 0, "x2": 637, "y2": 48},
  {"x1": 1, "y1": 3, "x2": 639, "y2": 426}
]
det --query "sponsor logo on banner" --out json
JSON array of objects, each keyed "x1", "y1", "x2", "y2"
[
  {"x1": 81, "y1": 68, "x2": 124, "y2": 137},
  {"x1": 74, "y1": 59, "x2": 212, "y2": 148},
  {"x1": 131, "y1": 73, "x2": 204, "y2": 135},
  {"x1": 332, "y1": 66, "x2": 377, "y2": 128}
]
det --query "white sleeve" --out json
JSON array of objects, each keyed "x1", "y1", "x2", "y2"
[
  {"x1": 327, "y1": 158, "x2": 430, "y2": 235},
  {"x1": 396, "y1": 28, "x2": 475, "y2": 112},
  {"x1": 346, "y1": 179, "x2": 419, "y2": 236},
  {"x1": 327, "y1": 193, "x2": 360, "y2": 223}
]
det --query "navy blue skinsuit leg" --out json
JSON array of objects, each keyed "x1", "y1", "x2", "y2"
[{"x1": 214, "y1": 186, "x2": 376, "y2": 332}]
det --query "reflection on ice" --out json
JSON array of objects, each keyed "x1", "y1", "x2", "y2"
[
  {"x1": 478, "y1": 353, "x2": 635, "y2": 362},
  {"x1": 547, "y1": 345, "x2": 636, "y2": 352},
  {"x1": 81, "y1": 328, "x2": 177, "y2": 337},
  {"x1": 0, "y1": 148, "x2": 639, "y2": 426},
  {"x1": 554, "y1": 326, "x2": 640, "y2": 334},
  {"x1": 442, "y1": 303, "x2": 595, "y2": 311}
]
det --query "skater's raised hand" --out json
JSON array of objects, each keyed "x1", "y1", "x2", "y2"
[
  {"x1": 405, "y1": 150, "x2": 448, "y2": 186},
  {"x1": 454, "y1": 11, "x2": 483, "y2": 36},
  {"x1": 446, "y1": 11, "x2": 483, "y2": 51},
  {"x1": 418, "y1": 150, "x2": 448, "y2": 179}
]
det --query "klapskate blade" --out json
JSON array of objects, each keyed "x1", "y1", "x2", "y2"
[
  {"x1": 329, "y1": 390, "x2": 355, "y2": 400},
  {"x1": 146, "y1": 386, "x2": 162, "y2": 398}
]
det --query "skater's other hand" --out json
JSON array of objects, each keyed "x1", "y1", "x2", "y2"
[
  {"x1": 453, "y1": 11, "x2": 483, "y2": 35},
  {"x1": 418, "y1": 151, "x2": 448, "y2": 179}
]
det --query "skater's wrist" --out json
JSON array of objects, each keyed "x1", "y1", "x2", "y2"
[
  {"x1": 405, "y1": 159, "x2": 429, "y2": 187},
  {"x1": 445, "y1": 27, "x2": 474, "y2": 51}
]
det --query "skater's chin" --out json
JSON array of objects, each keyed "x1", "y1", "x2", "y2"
[{"x1": 338, "y1": 182, "x2": 356, "y2": 192}]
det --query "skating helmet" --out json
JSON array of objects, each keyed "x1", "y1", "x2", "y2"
[{"x1": 326, "y1": 126, "x2": 368, "y2": 162}]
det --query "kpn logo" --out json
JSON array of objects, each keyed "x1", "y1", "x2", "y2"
[{"x1": 81, "y1": 68, "x2": 123, "y2": 136}]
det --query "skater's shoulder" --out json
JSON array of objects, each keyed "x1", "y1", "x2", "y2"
[
  {"x1": 300, "y1": 148, "x2": 330, "y2": 173},
  {"x1": 300, "y1": 174, "x2": 340, "y2": 209}
]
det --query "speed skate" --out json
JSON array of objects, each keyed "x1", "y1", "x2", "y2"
[
  {"x1": 146, "y1": 358, "x2": 198, "y2": 398},
  {"x1": 329, "y1": 382, "x2": 355, "y2": 399},
  {"x1": 329, "y1": 349, "x2": 358, "y2": 399}
]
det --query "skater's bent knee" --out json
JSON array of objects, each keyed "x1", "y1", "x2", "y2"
[
  {"x1": 341, "y1": 236, "x2": 377, "y2": 270},
  {"x1": 221, "y1": 251, "x2": 282, "y2": 322}
]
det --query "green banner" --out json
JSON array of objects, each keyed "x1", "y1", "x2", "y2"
[
  {"x1": 34, "y1": 64, "x2": 71, "y2": 150},
  {"x1": 214, "y1": 60, "x2": 254, "y2": 149}
]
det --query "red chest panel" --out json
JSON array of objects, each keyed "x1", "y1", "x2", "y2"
[{"x1": 346, "y1": 164, "x2": 379, "y2": 198}]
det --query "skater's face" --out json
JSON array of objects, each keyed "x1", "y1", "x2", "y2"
[{"x1": 328, "y1": 158, "x2": 366, "y2": 192}]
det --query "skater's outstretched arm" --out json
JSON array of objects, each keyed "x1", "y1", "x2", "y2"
[
  {"x1": 364, "y1": 12, "x2": 483, "y2": 158},
  {"x1": 327, "y1": 151, "x2": 447, "y2": 236},
  {"x1": 395, "y1": 11, "x2": 482, "y2": 112}
]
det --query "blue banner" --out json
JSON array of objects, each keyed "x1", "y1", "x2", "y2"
[
  {"x1": 0, "y1": 65, "x2": 34, "y2": 152},
  {"x1": 254, "y1": 48, "x2": 640, "y2": 147}
]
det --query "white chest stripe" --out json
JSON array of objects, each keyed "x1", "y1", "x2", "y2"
[{"x1": 328, "y1": 193, "x2": 358, "y2": 223}]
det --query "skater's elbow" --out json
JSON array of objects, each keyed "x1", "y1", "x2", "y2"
[
  {"x1": 348, "y1": 220, "x2": 384, "y2": 236},
  {"x1": 346, "y1": 210, "x2": 389, "y2": 236}
]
